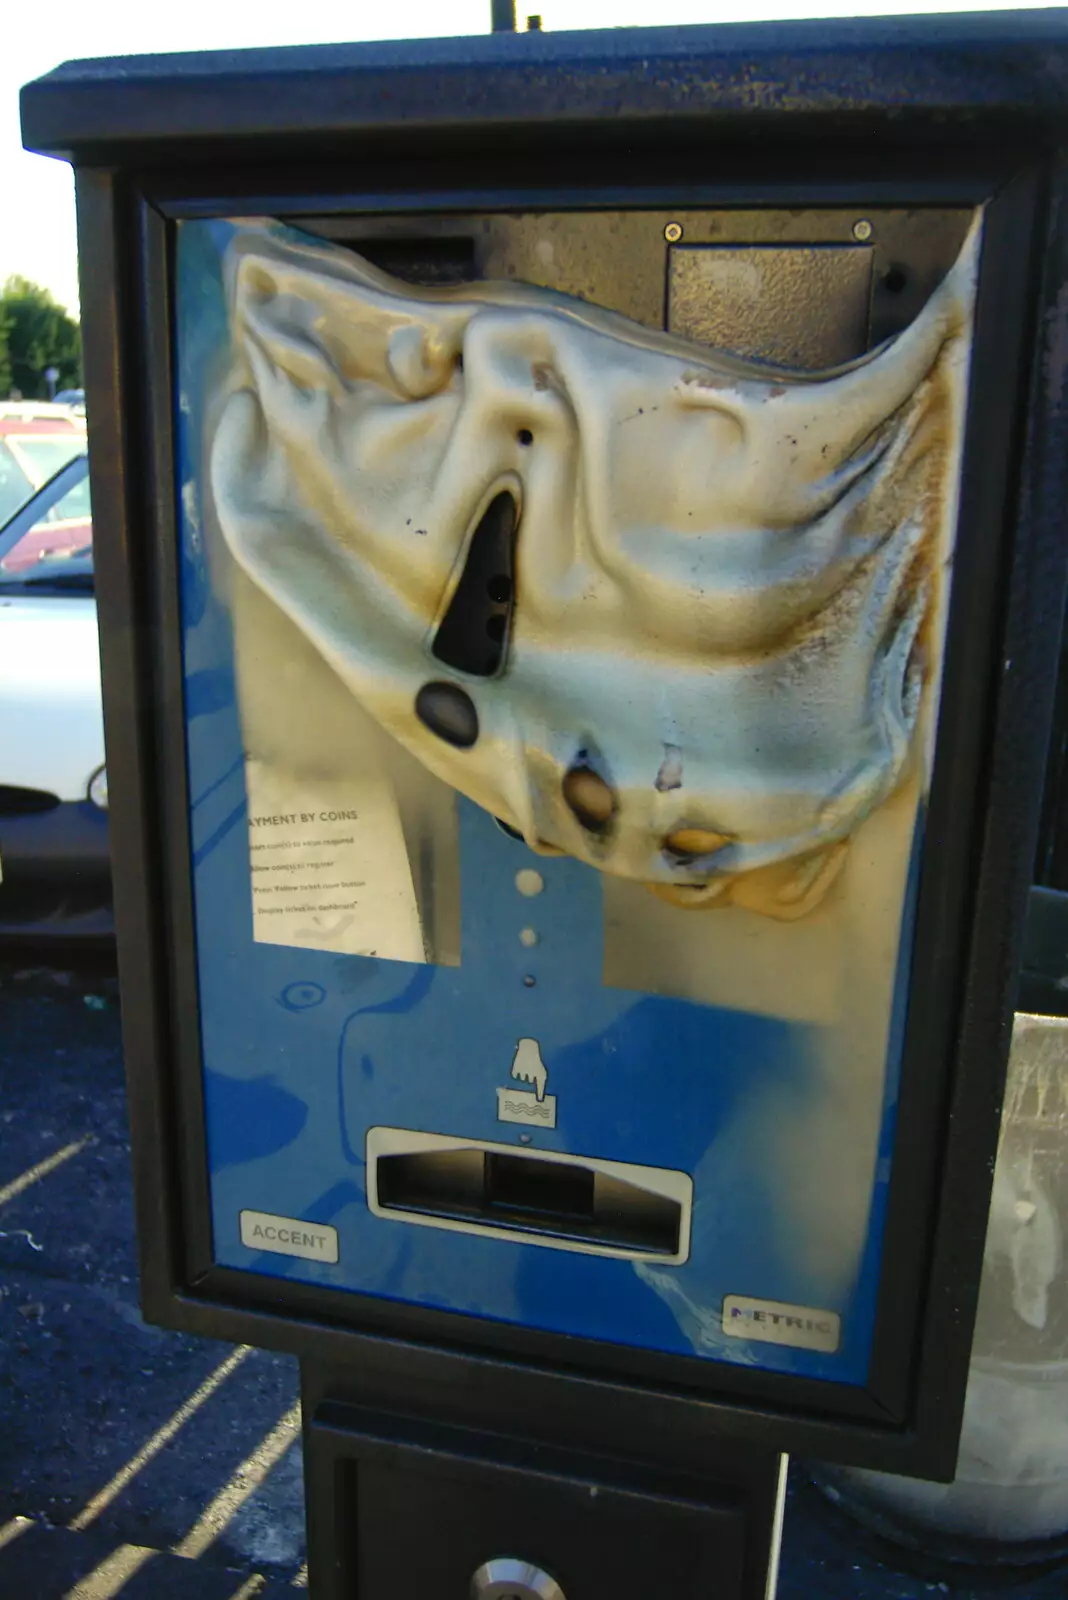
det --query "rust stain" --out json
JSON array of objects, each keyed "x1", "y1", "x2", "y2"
[{"x1": 664, "y1": 826, "x2": 734, "y2": 857}]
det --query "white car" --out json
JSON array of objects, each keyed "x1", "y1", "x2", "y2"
[{"x1": 0, "y1": 452, "x2": 110, "y2": 939}]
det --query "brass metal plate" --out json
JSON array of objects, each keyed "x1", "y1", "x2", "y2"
[{"x1": 668, "y1": 244, "x2": 873, "y2": 368}]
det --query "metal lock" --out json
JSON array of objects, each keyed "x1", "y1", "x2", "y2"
[{"x1": 470, "y1": 1557, "x2": 567, "y2": 1600}]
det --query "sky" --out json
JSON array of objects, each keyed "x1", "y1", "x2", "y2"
[{"x1": 2, "y1": 0, "x2": 1048, "y2": 317}]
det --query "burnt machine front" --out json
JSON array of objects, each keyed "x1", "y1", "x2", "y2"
[{"x1": 177, "y1": 205, "x2": 977, "y2": 1386}]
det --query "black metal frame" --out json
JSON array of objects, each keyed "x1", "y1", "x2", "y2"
[
  {"x1": 299, "y1": 1363, "x2": 786, "y2": 1600},
  {"x1": 22, "y1": 13, "x2": 1068, "y2": 1482}
]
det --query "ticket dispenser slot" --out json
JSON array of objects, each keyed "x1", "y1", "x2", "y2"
[{"x1": 367, "y1": 1130, "x2": 692, "y2": 1263}]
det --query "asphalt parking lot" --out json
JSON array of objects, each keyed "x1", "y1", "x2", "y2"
[
  {"x1": 0, "y1": 956, "x2": 303, "y2": 1598},
  {"x1": 2, "y1": 952, "x2": 1067, "y2": 1599}
]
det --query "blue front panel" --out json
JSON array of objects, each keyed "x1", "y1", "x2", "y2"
[{"x1": 175, "y1": 217, "x2": 913, "y2": 1389}]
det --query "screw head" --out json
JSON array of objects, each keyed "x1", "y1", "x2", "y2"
[
  {"x1": 852, "y1": 218, "x2": 873, "y2": 242},
  {"x1": 664, "y1": 221, "x2": 683, "y2": 243}
]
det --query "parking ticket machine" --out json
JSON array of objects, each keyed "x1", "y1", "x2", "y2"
[{"x1": 21, "y1": 10, "x2": 1068, "y2": 1596}]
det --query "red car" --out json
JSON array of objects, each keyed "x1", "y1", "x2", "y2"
[{"x1": 0, "y1": 403, "x2": 87, "y2": 528}]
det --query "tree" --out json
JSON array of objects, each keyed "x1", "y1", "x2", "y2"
[
  {"x1": 0, "y1": 300, "x2": 11, "y2": 399},
  {"x1": 0, "y1": 277, "x2": 81, "y2": 401}
]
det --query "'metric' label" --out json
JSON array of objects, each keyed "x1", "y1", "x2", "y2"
[
  {"x1": 722, "y1": 1295, "x2": 840, "y2": 1353},
  {"x1": 239, "y1": 1209, "x2": 339, "y2": 1264}
]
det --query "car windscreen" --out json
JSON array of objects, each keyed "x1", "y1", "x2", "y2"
[
  {"x1": 0, "y1": 463, "x2": 93, "y2": 590},
  {"x1": 0, "y1": 440, "x2": 34, "y2": 523},
  {"x1": 13, "y1": 433, "x2": 87, "y2": 482}
]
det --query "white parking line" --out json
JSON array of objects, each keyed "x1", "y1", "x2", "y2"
[
  {"x1": 227, "y1": 1576, "x2": 267, "y2": 1598},
  {"x1": 0, "y1": 1516, "x2": 33, "y2": 1552},
  {"x1": 35, "y1": 1343, "x2": 304, "y2": 1595},
  {"x1": 68, "y1": 1345, "x2": 253, "y2": 1531},
  {"x1": 65, "y1": 1543, "x2": 156, "y2": 1598},
  {"x1": 173, "y1": 1401, "x2": 302, "y2": 1560},
  {"x1": 0, "y1": 1137, "x2": 94, "y2": 1209}
]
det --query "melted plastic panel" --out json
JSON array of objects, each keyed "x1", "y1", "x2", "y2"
[
  {"x1": 211, "y1": 218, "x2": 974, "y2": 927},
  {"x1": 175, "y1": 207, "x2": 976, "y2": 1387}
]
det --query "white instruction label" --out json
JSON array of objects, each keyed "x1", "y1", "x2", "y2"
[
  {"x1": 239, "y1": 1209, "x2": 339, "y2": 1264},
  {"x1": 245, "y1": 758, "x2": 425, "y2": 961}
]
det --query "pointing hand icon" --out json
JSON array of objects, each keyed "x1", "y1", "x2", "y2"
[{"x1": 510, "y1": 1038, "x2": 548, "y2": 1102}]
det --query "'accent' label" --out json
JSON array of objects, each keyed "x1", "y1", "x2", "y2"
[{"x1": 239, "y1": 1209, "x2": 339, "y2": 1264}]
